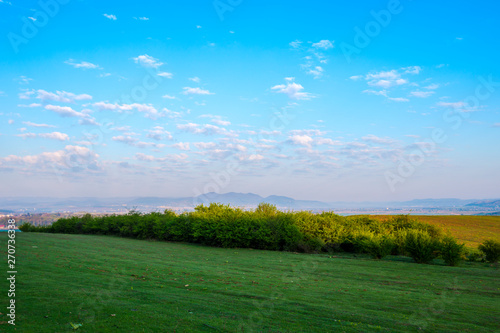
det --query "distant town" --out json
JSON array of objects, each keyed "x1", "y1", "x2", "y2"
[{"x1": 1, "y1": 193, "x2": 499, "y2": 228}]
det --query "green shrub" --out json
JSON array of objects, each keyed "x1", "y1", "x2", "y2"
[
  {"x1": 255, "y1": 202, "x2": 278, "y2": 216},
  {"x1": 439, "y1": 235, "x2": 465, "y2": 266},
  {"x1": 19, "y1": 223, "x2": 35, "y2": 232},
  {"x1": 465, "y1": 248, "x2": 483, "y2": 262},
  {"x1": 478, "y1": 239, "x2": 500, "y2": 263},
  {"x1": 392, "y1": 229, "x2": 408, "y2": 255},
  {"x1": 360, "y1": 234, "x2": 395, "y2": 259},
  {"x1": 404, "y1": 230, "x2": 440, "y2": 264}
]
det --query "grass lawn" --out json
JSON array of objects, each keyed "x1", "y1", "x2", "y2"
[
  {"x1": 370, "y1": 215, "x2": 500, "y2": 247},
  {"x1": 1, "y1": 233, "x2": 499, "y2": 332}
]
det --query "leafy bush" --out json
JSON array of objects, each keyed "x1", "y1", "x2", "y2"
[
  {"x1": 19, "y1": 203, "x2": 466, "y2": 264},
  {"x1": 360, "y1": 234, "x2": 395, "y2": 259},
  {"x1": 404, "y1": 230, "x2": 440, "y2": 264},
  {"x1": 478, "y1": 239, "x2": 500, "y2": 263},
  {"x1": 465, "y1": 248, "x2": 483, "y2": 262},
  {"x1": 439, "y1": 235, "x2": 465, "y2": 266}
]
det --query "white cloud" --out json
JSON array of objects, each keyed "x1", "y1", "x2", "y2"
[
  {"x1": 289, "y1": 135, "x2": 314, "y2": 147},
  {"x1": 103, "y1": 14, "x2": 117, "y2": 20},
  {"x1": 157, "y1": 72, "x2": 173, "y2": 78},
  {"x1": 36, "y1": 89, "x2": 92, "y2": 103},
  {"x1": 437, "y1": 101, "x2": 466, "y2": 109},
  {"x1": 162, "y1": 94, "x2": 176, "y2": 99},
  {"x1": 18, "y1": 90, "x2": 34, "y2": 99},
  {"x1": 307, "y1": 66, "x2": 324, "y2": 79},
  {"x1": 189, "y1": 77, "x2": 201, "y2": 83},
  {"x1": 172, "y1": 142, "x2": 190, "y2": 151},
  {"x1": 362, "y1": 135, "x2": 396, "y2": 145},
  {"x1": 22, "y1": 121, "x2": 56, "y2": 128},
  {"x1": 388, "y1": 97, "x2": 409, "y2": 102},
  {"x1": 212, "y1": 119, "x2": 230, "y2": 126},
  {"x1": 182, "y1": 87, "x2": 213, "y2": 95},
  {"x1": 0, "y1": 145, "x2": 100, "y2": 172},
  {"x1": 316, "y1": 138, "x2": 340, "y2": 146},
  {"x1": 363, "y1": 89, "x2": 388, "y2": 97},
  {"x1": 290, "y1": 129, "x2": 325, "y2": 136},
  {"x1": 45, "y1": 105, "x2": 87, "y2": 118},
  {"x1": 16, "y1": 132, "x2": 37, "y2": 139},
  {"x1": 200, "y1": 114, "x2": 231, "y2": 126},
  {"x1": 289, "y1": 40, "x2": 302, "y2": 48},
  {"x1": 65, "y1": 59, "x2": 100, "y2": 69},
  {"x1": 312, "y1": 40, "x2": 334, "y2": 50},
  {"x1": 134, "y1": 17, "x2": 149, "y2": 21},
  {"x1": 162, "y1": 107, "x2": 183, "y2": 119},
  {"x1": 424, "y1": 83, "x2": 439, "y2": 90},
  {"x1": 135, "y1": 153, "x2": 156, "y2": 162},
  {"x1": 112, "y1": 136, "x2": 137, "y2": 145},
  {"x1": 402, "y1": 66, "x2": 422, "y2": 74},
  {"x1": 177, "y1": 123, "x2": 230, "y2": 136},
  {"x1": 248, "y1": 154, "x2": 264, "y2": 161},
  {"x1": 18, "y1": 103, "x2": 42, "y2": 108},
  {"x1": 93, "y1": 102, "x2": 163, "y2": 119},
  {"x1": 363, "y1": 70, "x2": 409, "y2": 88},
  {"x1": 410, "y1": 91, "x2": 435, "y2": 98},
  {"x1": 38, "y1": 132, "x2": 70, "y2": 141},
  {"x1": 146, "y1": 126, "x2": 172, "y2": 141},
  {"x1": 133, "y1": 54, "x2": 163, "y2": 68},
  {"x1": 16, "y1": 76, "x2": 33, "y2": 84},
  {"x1": 271, "y1": 80, "x2": 314, "y2": 100},
  {"x1": 194, "y1": 142, "x2": 217, "y2": 149}
]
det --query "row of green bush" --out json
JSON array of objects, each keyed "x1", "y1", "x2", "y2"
[{"x1": 20, "y1": 203, "x2": 500, "y2": 265}]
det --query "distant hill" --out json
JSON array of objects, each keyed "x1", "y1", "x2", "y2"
[
  {"x1": 466, "y1": 200, "x2": 500, "y2": 209},
  {"x1": 194, "y1": 192, "x2": 329, "y2": 209},
  {"x1": 2, "y1": 194, "x2": 500, "y2": 213},
  {"x1": 475, "y1": 211, "x2": 500, "y2": 216}
]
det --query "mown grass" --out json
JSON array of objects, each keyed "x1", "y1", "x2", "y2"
[
  {"x1": 1, "y1": 233, "x2": 499, "y2": 332},
  {"x1": 370, "y1": 215, "x2": 500, "y2": 247}
]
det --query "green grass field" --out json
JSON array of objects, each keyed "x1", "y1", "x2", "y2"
[
  {"x1": 1, "y1": 233, "x2": 499, "y2": 332},
  {"x1": 370, "y1": 215, "x2": 500, "y2": 247}
]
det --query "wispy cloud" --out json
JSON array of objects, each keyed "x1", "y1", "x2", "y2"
[
  {"x1": 35, "y1": 90, "x2": 92, "y2": 103},
  {"x1": 157, "y1": 72, "x2": 173, "y2": 78},
  {"x1": 271, "y1": 79, "x2": 314, "y2": 100},
  {"x1": 182, "y1": 87, "x2": 213, "y2": 95},
  {"x1": 410, "y1": 91, "x2": 435, "y2": 98},
  {"x1": 35, "y1": 132, "x2": 70, "y2": 141},
  {"x1": 65, "y1": 59, "x2": 100, "y2": 69},
  {"x1": 133, "y1": 54, "x2": 163, "y2": 68},
  {"x1": 311, "y1": 40, "x2": 334, "y2": 50},
  {"x1": 289, "y1": 40, "x2": 302, "y2": 48},
  {"x1": 103, "y1": 14, "x2": 117, "y2": 20},
  {"x1": 22, "y1": 121, "x2": 56, "y2": 128}
]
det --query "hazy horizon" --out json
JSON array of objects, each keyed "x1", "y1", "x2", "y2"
[{"x1": 1, "y1": 1, "x2": 499, "y2": 202}]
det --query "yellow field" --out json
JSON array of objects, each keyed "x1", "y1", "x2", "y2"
[{"x1": 372, "y1": 215, "x2": 500, "y2": 247}]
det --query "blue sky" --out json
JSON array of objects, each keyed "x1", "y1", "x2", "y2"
[{"x1": 0, "y1": 0, "x2": 499, "y2": 201}]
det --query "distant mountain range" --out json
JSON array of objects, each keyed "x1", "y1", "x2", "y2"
[
  {"x1": 465, "y1": 200, "x2": 500, "y2": 209},
  {"x1": 0, "y1": 193, "x2": 499, "y2": 213}
]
